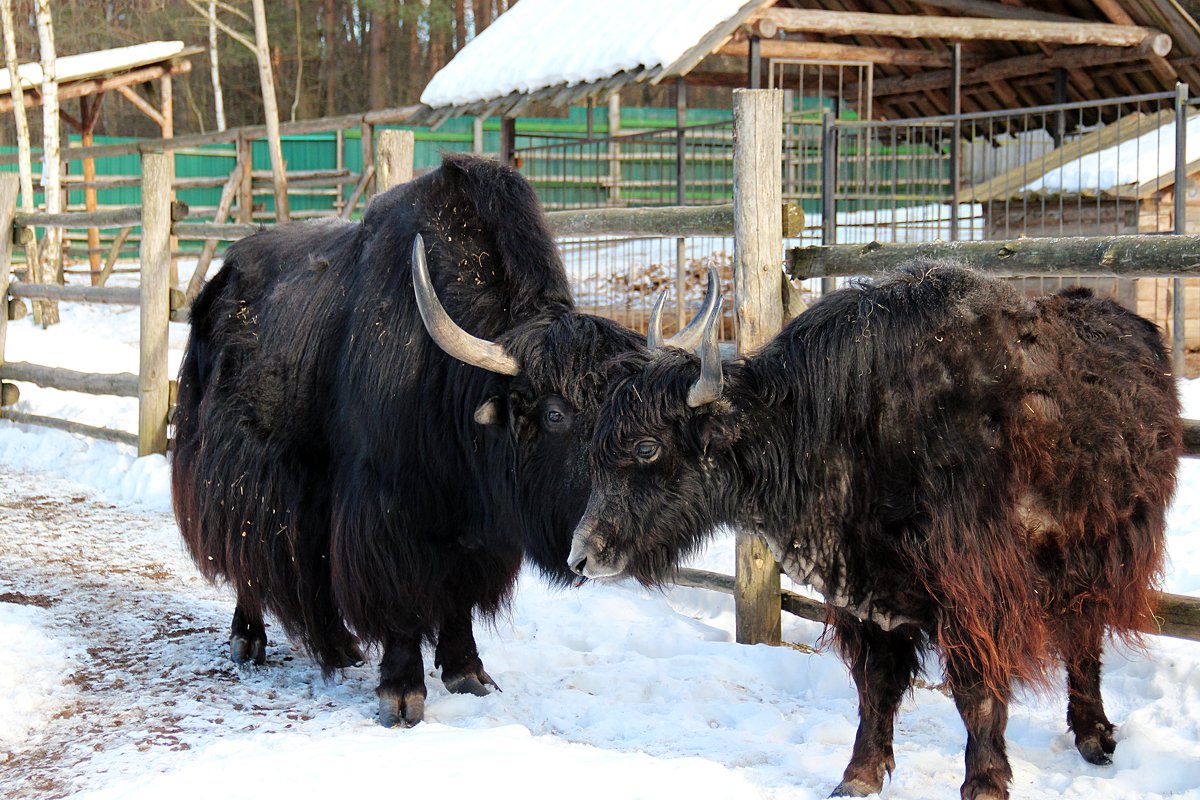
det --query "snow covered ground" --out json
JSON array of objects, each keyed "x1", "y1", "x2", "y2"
[{"x1": 1, "y1": 289, "x2": 1199, "y2": 800}]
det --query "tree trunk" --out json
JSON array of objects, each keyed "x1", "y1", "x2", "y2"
[
  {"x1": 473, "y1": 0, "x2": 492, "y2": 34},
  {"x1": 34, "y1": 0, "x2": 61, "y2": 325},
  {"x1": 322, "y1": 0, "x2": 337, "y2": 116},
  {"x1": 0, "y1": 0, "x2": 49, "y2": 324},
  {"x1": 251, "y1": 0, "x2": 290, "y2": 223},
  {"x1": 367, "y1": 8, "x2": 390, "y2": 110},
  {"x1": 208, "y1": 0, "x2": 226, "y2": 130},
  {"x1": 455, "y1": 0, "x2": 467, "y2": 50},
  {"x1": 403, "y1": 0, "x2": 421, "y2": 103}
]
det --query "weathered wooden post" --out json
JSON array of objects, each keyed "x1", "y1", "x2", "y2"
[
  {"x1": 376, "y1": 129, "x2": 415, "y2": 193},
  {"x1": 0, "y1": 174, "x2": 19, "y2": 409},
  {"x1": 733, "y1": 88, "x2": 784, "y2": 646},
  {"x1": 138, "y1": 152, "x2": 172, "y2": 456}
]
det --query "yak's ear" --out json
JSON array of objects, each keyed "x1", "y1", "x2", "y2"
[
  {"x1": 697, "y1": 414, "x2": 737, "y2": 457},
  {"x1": 473, "y1": 396, "x2": 504, "y2": 426}
]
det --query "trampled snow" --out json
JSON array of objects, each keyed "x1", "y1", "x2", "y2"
[
  {"x1": 1, "y1": 282, "x2": 1199, "y2": 799},
  {"x1": 421, "y1": 0, "x2": 760, "y2": 108}
]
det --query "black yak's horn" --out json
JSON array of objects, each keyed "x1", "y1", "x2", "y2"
[
  {"x1": 411, "y1": 234, "x2": 520, "y2": 376},
  {"x1": 647, "y1": 267, "x2": 721, "y2": 352},
  {"x1": 686, "y1": 282, "x2": 724, "y2": 408}
]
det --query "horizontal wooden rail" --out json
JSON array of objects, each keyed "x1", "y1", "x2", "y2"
[
  {"x1": 0, "y1": 361, "x2": 139, "y2": 397},
  {"x1": 0, "y1": 408, "x2": 138, "y2": 447},
  {"x1": 9, "y1": 283, "x2": 140, "y2": 305},
  {"x1": 676, "y1": 567, "x2": 1200, "y2": 642},
  {"x1": 1186, "y1": 419, "x2": 1200, "y2": 457},
  {"x1": 788, "y1": 235, "x2": 1200, "y2": 280},
  {"x1": 172, "y1": 204, "x2": 805, "y2": 242},
  {"x1": 15, "y1": 207, "x2": 142, "y2": 228}
]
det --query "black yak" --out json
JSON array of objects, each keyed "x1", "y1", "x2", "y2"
[
  {"x1": 172, "y1": 154, "x2": 710, "y2": 727},
  {"x1": 568, "y1": 265, "x2": 1181, "y2": 799}
]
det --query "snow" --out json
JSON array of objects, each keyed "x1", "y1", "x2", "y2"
[
  {"x1": 1, "y1": 275, "x2": 1199, "y2": 799},
  {"x1": 1022, "y1": 115, "x2": 1200, "y2": 195},
  {"x1": 421, "y1": 0, "x2": 758, "y2": 108},
  {"x1": 0, "y1": 41, "x2": 186, "y2": 93}
]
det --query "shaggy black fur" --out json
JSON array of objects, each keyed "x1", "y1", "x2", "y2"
[
  {"x1": 576, "y1": 265, "x2": 1181, "y2": 799},
  {"x1": 173, "y1": 154, "x2": 642, "y2": 727}
]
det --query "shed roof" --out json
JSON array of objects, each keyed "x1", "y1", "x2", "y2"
[
  {"x1": 0, "y1": 41, "x2": 188, "y2": 93},
  {"x1": 420, "y1": 0, "x2": 1200, "y2": 122}
]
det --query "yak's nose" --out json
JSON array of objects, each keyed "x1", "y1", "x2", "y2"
[
  {"x1": 570, "y1": 555, "x2": 587, "y2": 576},
  {"x1": 567, "y1": 539, "x2": 591, "y2": 577}
]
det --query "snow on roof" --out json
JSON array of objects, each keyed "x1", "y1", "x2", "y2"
[
  {"x1": 0, "y1": 41, "x2": 187, "y2": 94},
  {"x1": 421, "y1": 0, "x2": 762, "y2": 110},
  {"x1": 1023, "y1": 114, "x2": 1200, "y2": 194}
]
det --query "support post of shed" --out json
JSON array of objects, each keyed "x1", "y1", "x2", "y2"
[
  {"x1": 732, "y1": 88, "x2": 784, "y2": 647},
  {"x1": 500, "y1": 116, "x2": 517, "y2": 167},
  {"x1": 138, "y1": 152, "x2": 171, "y2": 456},
  {"x1": 949, "y1": 43, "x2": 961, "y2": 243},
  {"x1": 820, "y1": 109, "x2": 837, "y2": 297},
  {"x1": 1174, "y1": 82, "x2": 1188, "y2": 378},
  {"x1": 376, "y1": 129, "x2": 415, "y2": 193}
]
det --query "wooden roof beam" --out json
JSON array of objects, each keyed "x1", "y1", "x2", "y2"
[
  {"x1": 867, "y1": 39, "x2": 1168, "y2": 97},
  {"x1": 0, "y1": 59, "x2": 192, "y2": 114},
  {"x1": 1090, "y1": 0, "x2": 1178, "y2": 83},
  {"x1": 717, "y1": 37, "x2": 984, "y2": 67},
  {"x1": 913, "y1": 0, "x2": 1081, "y2": 24},
  {"x1": 754, "y1": 8, "x2": 1172, "y2": 51}
]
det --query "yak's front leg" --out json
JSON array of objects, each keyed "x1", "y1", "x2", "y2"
[
  {"x1": 830, "y1": 612, "x2": 922, "y2": 797},
  {"x1": 435, "y1": 599, "x2": 499, "y2": 697},
  {"x1": 377, "y1": 628, "x2": 427, "y2": 728},
  {"x1": 230, "y1": 600, "x2": 267, "y2": 666},
  {"x1": 947, "y1": 658, "x2": 1012, "y2": 800}
]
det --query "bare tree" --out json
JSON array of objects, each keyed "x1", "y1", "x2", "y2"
[
  {"x1": 186, "y1": 0, "x2": 289, "y2": 221},
  {"x1": 208, "y1": 0, "x2": 227, "y2": 131},
  {"x1": 35, "y1": 0, "x2": 61, "y2": 325}
]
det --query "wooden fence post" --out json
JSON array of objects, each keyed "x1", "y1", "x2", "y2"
[
  {"x1": 139, "y1": 152, "x2": 171, "y2": 456},
  {"x1": 733, "y1": 88, "x2": 784, "y2": 647},
  {"x1": 0, "y1": 174, "x2": 19, "y2": 406},
  {"x1": 376, "y1": 129, "x2": 415, "y2": 193}
]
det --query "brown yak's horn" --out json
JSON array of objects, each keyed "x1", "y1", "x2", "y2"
[
  {"x1": 648, "y1": 267, "x2": 722, "y2": 352},
  {"x1": 410, "y1": 234, "x2": 520, "y2": 376},
  {"x1": 686, "y1": 282, "x2": 724, "y2": 408}
]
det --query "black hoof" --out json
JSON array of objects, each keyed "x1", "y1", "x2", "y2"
[
  {"x1": 332, "y1": 643, "x2": 365, "y2": 670},
  {"x1": 378, "y1": 688, "x2": 426, "y2": 728},
  {"x1": 829, "y1": 781, "x2": 874, "y2": 797},
  {"x1": 230, "y1": 633, "x2": 266, "y2": 666},
  {"x1": 443, "y1": 668, "x2": 500, "y2": 697},
  {"x1": 1078, "y1": 737, "x2": 1114, "y2": 766}
]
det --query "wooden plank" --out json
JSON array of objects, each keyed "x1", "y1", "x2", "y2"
[
  {"x1": 8, "y1": 283, "x2": 139, "y2": 305},
  {"x1": 0, "y1": 360, "x2": 139, "y2": 396},
  {"x1": 0, "y1": 408, "x2": 138, "y2": 446},
  {"x1": 755, "y1": 7, "x2": 1172, "y2": 51},
  {"x1": 0, "y1": 175, "x2": 17, "y2": 376},
  {"x1": 965, "y1": 109, "x2": 1173, "y2": 202},
  {"x1": 787, "y1": 234, "x2": 1200, "y2": 280},
  {"x1": 173, "y1": 221, "x2": 259, "y2": 241},
  {"x1": 139, "y1": 152, "x2": 171, "y2": 456},
  {"x1": 733, "y1": 89, "x2": 784, "y2": 648},
  {"x1": 1185, "y1": 418, "x2": 1200, "y2": 457},
  {"x1": 902, "y1": 0, "x2": 1082, "y2": 23},
  {"x1": 376, "y1": 129, "x2": 415, "y2": 192},
  {"x1": 15, "y1": 207, "x2": 141, "y2": 228},
  {"x1": 869, "y1": 40, "x2": 1169, "y2": 98},
  {"x1": 96, "y1": 226, "x2": 133, "y2": 287},
  {"x1": 718, "y1": 38, "x2": 967, "y2": 67}
]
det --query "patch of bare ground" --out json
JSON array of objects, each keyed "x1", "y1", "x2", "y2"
[{"x1": 0, "y1": 468, "x2": 377, "y2": 799}]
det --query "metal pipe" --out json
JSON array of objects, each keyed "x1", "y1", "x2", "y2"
[{"x1": 1174, "y1": 82, "x2": 1189, "y2": 377}]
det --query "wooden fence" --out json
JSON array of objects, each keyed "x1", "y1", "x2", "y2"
[{"x1": 1, "y1": 92, "x2": 1198, "y2": 645}]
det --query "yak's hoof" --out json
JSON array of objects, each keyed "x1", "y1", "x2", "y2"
[
  {"x1": 230, "y1": 633, "x2": 266, "y2": 666},
  {"x1": 960, "y1": 777, "x2": 1008, "y2": 800},
  {"x1": 378, "y1": 688, "x2": 426, "y2": 728},
  {"x1": 443, "y1": 668, "x2": 500, "y2": 697},
  {"x1": 829, "y1": 780, "x2": 877, "y2": 797},
  {"x1": 1077, "y1": 723, "x2": 1117, "y2": 765}
]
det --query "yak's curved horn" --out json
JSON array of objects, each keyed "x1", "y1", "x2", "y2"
[
  {"x1": 647, "y1": 268, "x2": 722, "y2": 351},
  {"x1": 411, "y1": 234, "x2": 520, "y2": 376},
  {"x1": 646, "y1": 289, "x2": 670, "y2": 349},
  {"x1": 686, "y1": 284, "x2": 724, "y2": 408}
]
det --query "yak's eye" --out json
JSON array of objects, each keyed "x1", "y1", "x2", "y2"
[
  {"x1": 541, "y1": 400, "x2": 573, "y2": 431},
  {"x1": 633, "y1": 438, "x2": 662, "y2": 464}
]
